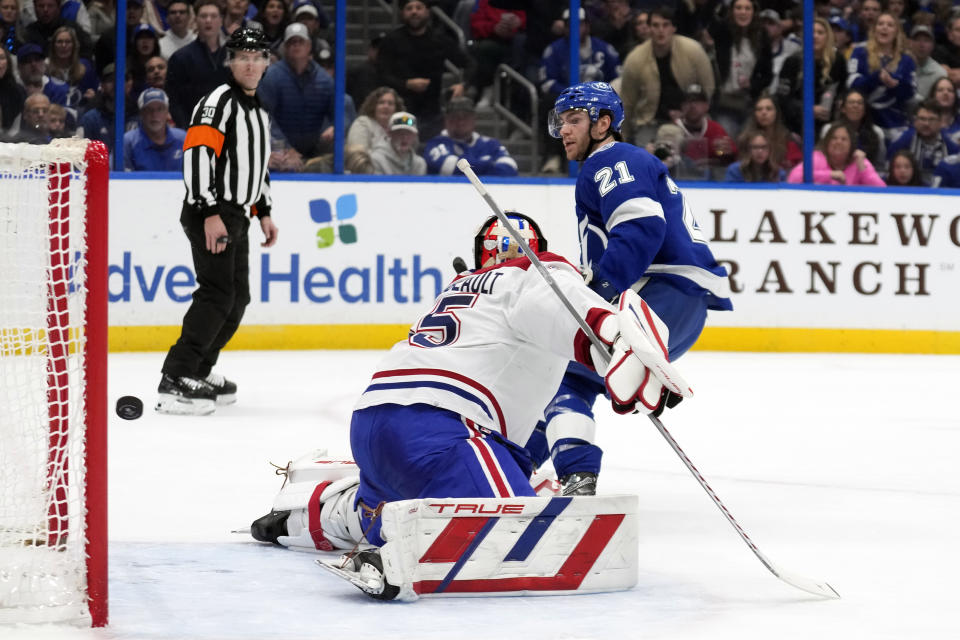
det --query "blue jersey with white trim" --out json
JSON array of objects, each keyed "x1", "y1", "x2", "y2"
[
  {"x1": 575, "y1": 141, "x2": 732, "y2": 310},
  {"x1": 355, "y1": 253, "x2": 612, "y2": 447}
]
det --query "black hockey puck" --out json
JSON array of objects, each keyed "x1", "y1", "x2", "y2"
[{"x1": 116, "y1": 395, "x2": 144, "y2": 420}]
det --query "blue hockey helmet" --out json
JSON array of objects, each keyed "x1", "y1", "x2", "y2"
[{"x1": 548, "y1": 81, "x2": 624, "y2": 138}]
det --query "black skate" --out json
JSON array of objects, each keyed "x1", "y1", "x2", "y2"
[
  {"x1": 559, "y1": 472, "x2": 598, "y2": 496},
  {"x1": 155, "y1": 374, "x2": 216, "y2": 416},
  {"x1": 204, "y1": 372, "x2": 237, "y2": 405},
  {"x1": 317, "y1": 549, "x2": 401, "y2": 601},
  {"x1": 250, "y1": 510, "x2": 290, "y2": 545}
]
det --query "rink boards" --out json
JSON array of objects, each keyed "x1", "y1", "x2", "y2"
[{"x1": 105, "y1": 175, "x2": 960, "y2": 354}]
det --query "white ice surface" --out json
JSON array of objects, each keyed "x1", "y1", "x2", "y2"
[{"x1": 4, "y1": 349, "x2": 960, "y2": 640}]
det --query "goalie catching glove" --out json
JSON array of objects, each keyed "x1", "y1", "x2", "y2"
[{"x1": 580, "y1": 290, "x2": 693, "y2": 415}]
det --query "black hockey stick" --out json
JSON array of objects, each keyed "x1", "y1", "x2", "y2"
[{"x1": 456, "y1": 158, "x2": 839, "y2": 599}]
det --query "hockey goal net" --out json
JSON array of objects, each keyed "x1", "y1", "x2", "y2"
[{"x1": 0, "y1": 139, "x2": 108, "y2": 626}]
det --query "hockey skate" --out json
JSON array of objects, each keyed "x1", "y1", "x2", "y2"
[
  {"x1": 559, "y1": 472, "x2": 597, "y2": 496},
  {"x1": 155, "y1": 374, "x2": 216, "y2": 415},
  {"x1": 317, "y1": 549, "x2": 400, "y2": 601},
  {"x1": 250, "y1": 510, "x2": 290, "y2": 545},
  {"x1": 204, "y1": 372, "x2": 237, "y2": 405}
]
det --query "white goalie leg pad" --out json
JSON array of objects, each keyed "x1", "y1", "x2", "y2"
[
  {"x1": 375, "y1": 495, "x2": 638, "y2": 601},
  {"x1": 544, "y1": 410, "x2": 596, "y2": 454},
  {"x1": 614, "y1": 289, "x2": 693, "y2": 397},
  {"x1": 268, "y1": 450, "x2": 366, "y2": 551}
]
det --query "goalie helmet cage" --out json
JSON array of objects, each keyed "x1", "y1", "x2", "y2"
[{"x1": 0, "y1": 139, "x2": 108, "y2": 627}]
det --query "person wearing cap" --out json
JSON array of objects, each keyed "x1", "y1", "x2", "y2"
[
  {"x1": 619, "y1": 5, "x2": 714, "y2": 146},
  {"x1": 130, "y1": 22, "x2": 163, "y2": 94},
  {"x1": 423, "y1": 96, "x2": 518, "y2": 176},
  {"x1": 76, "y1": 62, "x2": 137, "y2": 156},
  {"x1": 910, "y1": 23, "x2": 947, "y2": 98},
  {"x1": 158, "y1": 0, "x2": 196, "y2": 60},
  {"x1": 257, "y1": 20, "x2": 334, "y2": 171},
  {"x1": 122, "y1": 88, "x2": 187, "y2": 171},
  {"x1": 828, "y1": 16, "x2": 854, "y2": 59},
  {"x1": 759, "y1": 9, "x2": 800, "y2": 93},
  {"x1": 672, "y1": 83, "x2": 736, "y2": 179},
  {"x1": 377, "y1": 0, "x2": 472, "y2": 141},
  {"x1": 166, "y1": 0, "x2": 229, "y2": 127},
  {"x1": 158, "y1": 27, "x2": 278, "y2": 415},
  {"x1": 370, "y1": 110, "x2": 426, "y2": 175},
  {"x1": 291, "y1": 0, "x2": 330, "y2": 63},
  {"x1": 16, "y1": 42, "x2": 69, "y2": 107}
]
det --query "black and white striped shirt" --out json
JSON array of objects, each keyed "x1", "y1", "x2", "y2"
[{"x1": 182, "y1": 79, "x2": 272, "y2": 218}]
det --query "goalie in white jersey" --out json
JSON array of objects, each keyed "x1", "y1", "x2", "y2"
[{"x1": 251, "y1": 213, "x2": 687, "y2": 598}]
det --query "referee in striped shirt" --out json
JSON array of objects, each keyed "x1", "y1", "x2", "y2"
[{"x1": 157, "y1": 28, "x2": 279, "y2": 416}]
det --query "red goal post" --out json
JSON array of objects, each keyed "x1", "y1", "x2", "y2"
[{"x1": 0, "y1": 139, "x2": 108, "y2": 626}]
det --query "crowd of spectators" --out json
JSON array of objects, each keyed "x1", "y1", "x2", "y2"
[{"x1": 3, "y1": 0, "x2": 960, "y2": 186}]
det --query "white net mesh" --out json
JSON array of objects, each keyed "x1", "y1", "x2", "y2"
[{"x1": 0, "y1": 140, "x2": 92, "y2": 624}]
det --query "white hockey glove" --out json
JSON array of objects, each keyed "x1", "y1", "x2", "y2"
[{"x1": 601, "y1": 290, "x2": 694, "y2": 415}]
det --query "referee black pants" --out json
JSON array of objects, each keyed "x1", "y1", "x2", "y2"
[{"x1": 161, "y1": 206, "x2": 251, "y2": 379}]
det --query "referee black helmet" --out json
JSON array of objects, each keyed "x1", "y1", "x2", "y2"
[{"x1": 225, "y1": 27, "x2": 271, "y2": 54}]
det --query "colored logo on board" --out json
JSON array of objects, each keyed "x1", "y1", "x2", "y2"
[{"x1": 310, "y1": 194, "x2": 358, "y2": 249}]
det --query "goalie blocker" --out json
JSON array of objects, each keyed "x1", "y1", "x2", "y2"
[{"x1": 319, "y1": 494, "x2": 638, "y2": 601}]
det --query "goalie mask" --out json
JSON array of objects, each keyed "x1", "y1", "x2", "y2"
[{"x1": 473, "y1": 213, "x2": 547, "y2": 269}]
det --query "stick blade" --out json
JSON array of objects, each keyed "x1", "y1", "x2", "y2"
[{"x1": 774, "y1": 567, "x2": 841, "y2": 599}]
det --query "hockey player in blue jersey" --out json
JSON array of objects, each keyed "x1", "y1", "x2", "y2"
[
  {"x1": 528, "y1": 81, "x2": 732, "y2": 496},
  {"x1": 422, "y1": 96, "x2": 518, "y2": 176}
]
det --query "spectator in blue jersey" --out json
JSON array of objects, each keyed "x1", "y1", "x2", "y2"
[
  {"x1": 528, "y1": 82, "x2": 732, "y2": 496},
  {"x1": 257, "y1": 22, "x2": 334, "y2": 172},
  {"x1": 45, "y1": 26, "x2": 98, "y2": 110},
  {"x1": 123, "y1": 88, "x2": 187, "y2": 171},
  {"x1": 931, "y1": 153, "x2": 960, "y2": 187},
  {"x1": 423, "y1": 96, "x2": 518, "y2": 176},
  {"x1": 886, "y1": 99, "x2": 960, "y2": 185},
  {"x1": 538, "y1": 8, "x2": 621, "y2": 173},
  {"x1": 847, "y1": 13, "x2": 918, "y2": 142},
  {"x1": 929, "y1": 76, "x2": 960, "y2": 147},
  {"x1": 16, "y1": 43, "x2": 69, "y2": 108}
]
